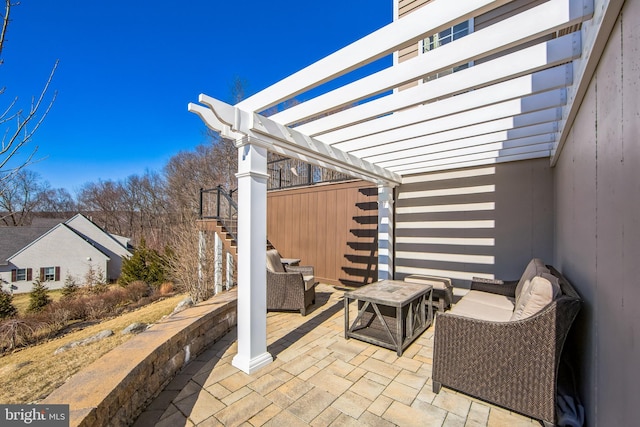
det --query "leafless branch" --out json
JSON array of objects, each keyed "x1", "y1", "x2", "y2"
[
  {"x1": 0, "y1": 0, "x2": 14, "y2": 61},
  {"x1": 0, "y1": 61, "x2": 58, "y2": 168},
  {"x1": 0, "y1": 1, "x2": 57, "y2": 179}
]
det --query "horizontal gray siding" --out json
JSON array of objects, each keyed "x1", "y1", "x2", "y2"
[{"x1": 395, "y1": 159, "x2": 554, "y2": 287}]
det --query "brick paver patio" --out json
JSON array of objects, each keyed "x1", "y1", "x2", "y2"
[{"x1": 134, "y1": 284, "x2": 538, "y2": 426}]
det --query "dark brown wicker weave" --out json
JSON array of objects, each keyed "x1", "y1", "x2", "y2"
[
  {"x1": 432, "y1": 266, "x2": 581, "y2": 427},
  {"x1": 267, "y1": 264, "x2": 316, "y2": 316}
]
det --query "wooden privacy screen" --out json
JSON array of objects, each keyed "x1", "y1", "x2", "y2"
[{"x1": 267, "y1": 180, "x2": 378, "y2": 287}]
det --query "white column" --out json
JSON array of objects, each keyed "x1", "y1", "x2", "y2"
[
  {"x1": 232, "y1": 143, "x2": 273, "y2": 374},
  {"x1": 197, "y1": 230, "x2": 206, "y2": 293},
  {"x1": 378, "y1": 185, "x2": 395, "y2": 281},
  {"x1": 226, "y1": 252, "x2": 235, "y2": 290},
  {"x1": 214, "y1": 232, "x2": 223, "y2": 295}
]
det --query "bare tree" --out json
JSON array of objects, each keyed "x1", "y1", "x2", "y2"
[
  {"x1": 39, "y1": 187, "x2": 76, "y2": 214},
  {"x1": 208, "y1": 130, "x2": 237, "y2": 191},
  {"x1": 0, "y1": 169, "x2": 48, "y2": 225},
  {"x1": 165, "y1": 216, "x2": 215, "y2": 303},
  {"x1": 77, "y1": 180, "x2": 127, "y2": 235},
  {"x1": 75, "y1": 171, "x2": 169, "y2": 249},
  {"x1": 121, "y1": 171, "x2": 168, "y2": 249},
  {"x1": 164, "y1": 144, "x2": 221, "y2": 221},
  {"x1": 0, "y1": 1, "x2": 58, "y2": 186}
]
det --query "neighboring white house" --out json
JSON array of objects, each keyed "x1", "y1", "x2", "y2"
[{"x1": 0, "y1": 214, "x2": 132, "y2": 293}]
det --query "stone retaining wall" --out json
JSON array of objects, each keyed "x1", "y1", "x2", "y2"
[{"x1": 42, "y1": 290, "x2": 237, "y2": 427}]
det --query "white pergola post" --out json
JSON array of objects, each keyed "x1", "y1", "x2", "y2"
[
  {"x1": 232, "y1": 142, "x2": 273, "y2": 374},
  {"x1": 197, "y1": 230, "x2": 206, "y2": 289},
  {"x1": 214, "y1": 232, "x2": 223, "y2": 294},
  {"x1": 378, "y1": 185, "x2": 394, "y2": 280},
  {"x1": 226, "y1": 252, "x2": 235, "y2": 290}
]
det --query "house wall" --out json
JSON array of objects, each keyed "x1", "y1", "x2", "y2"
[
  {"x1": 267, "y1": 180, "x2": 378, "y2": 287},
  {"x1": 65, "y1": 215, "x2": 131, "y2": 281},
  {"x1": 553, "y1": 1, "x2": 640, "y2": 425},
  {"x1": 3, "y1": 226, "x2": 109, "y2": 293},
  {"x1": 395, "y1": 158, "x2": 554, "y2": 287}
]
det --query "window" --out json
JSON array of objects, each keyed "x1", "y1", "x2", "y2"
[
  {"x1": 421, "y1": 20, "x2": 472, "y2": 82},
  {"x1": 423, "y1": 21, "x2": 470, "y2": 53},
  {"x1": 11, "y1": 268, "x2": 32, "y2": 282},
  {"x1": 43, "y1": 267, "x2": 56, "y2": 281}
]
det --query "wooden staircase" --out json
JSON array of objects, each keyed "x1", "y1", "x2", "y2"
[{"x1": 197, "y1": 184, "x2": 277, "y2": 290}]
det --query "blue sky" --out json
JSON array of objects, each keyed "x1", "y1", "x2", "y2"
[{"x1": 2, "y1": 0, "x2": 391, "y2": 195}]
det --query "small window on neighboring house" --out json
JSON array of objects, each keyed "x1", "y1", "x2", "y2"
[
  {"x1": 40, "y1": 266, "x2": 60, "y2": 282},
  {"x1": 421, "y1": 20, "x2": 472, "y2": 82},
  {"x1": 423, "y1": 21, "x2": 470, "y2": 53},
  {"x1": 11, "y1": 268, "x2": 32, "y2": 282}
]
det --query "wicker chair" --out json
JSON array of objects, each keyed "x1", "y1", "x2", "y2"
[
  {"x1": 266, "y1": 249, "x2": 317, "y2": 316},
  {"x1": 432, "y1": 265, "x2": 581, "y2": 427}
]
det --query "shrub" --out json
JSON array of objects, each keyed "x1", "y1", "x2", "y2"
[
  {"x1": 61, "y1": 274, "x2": 80, "y2": 300},
  {"x1": 84, "y1": 264, "x2": 108, "y2": 293},
  {"x1": 0, "y1": 318, "x2": 36, "y2": 351},
  {"x1": 88, "y1": 282, "x2": 109, "y2": 295},
  {"x1": 119, "y1": 238, "x2": 169, "y2": 287},
  {"x1": 100, "y1": 287, "x2": 128, "y2": 311},
  {"x1": 0, "y1": 290, "x2": 17, "y2": 319},
  {"x1": 85, "y1": 297, "x2": 108, "y2": 321},
  {"x1": 125, "y1": 281, "x2": 151, "y2": 302},
  {"x1": 27, "y1": 279, "x2": 52, "y2": 313},
  {"x1": 64, "y1": 297, "x2": 89, "y2": 320},
  {"x1": 159, "y1": 282, "x2": 174, "y2": 296}
]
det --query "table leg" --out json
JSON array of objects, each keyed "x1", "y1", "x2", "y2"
[
  {"x1": 407, "y1": 300, "x2": 417, "y2": 340},
  {"x1": 344, "y1": 296, "x2": 349, "y2": 340},
  {"x1": 427, "y1": 289, "x2": 433, "y2": 326},
  {"x1": 396, "y1": 306, "x2": 403, "y2": 356}
]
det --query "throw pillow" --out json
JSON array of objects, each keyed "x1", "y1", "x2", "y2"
[{"x1": 511, "y1": 273, "x2": 561, "y2": 321}]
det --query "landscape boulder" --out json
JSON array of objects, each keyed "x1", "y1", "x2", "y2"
[
  {"x1": 122, "y1": 322, "x2": 148, "y2": 335},
  {"x1": 54, "y1": 330, "x2": 114, "y2": 355}
]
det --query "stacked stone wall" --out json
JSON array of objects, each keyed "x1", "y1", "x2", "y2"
[{"x1": 42, "y1": 290, "x2": 237, "y2": 427}]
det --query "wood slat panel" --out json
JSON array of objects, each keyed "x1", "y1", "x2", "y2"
[
  {"x1": 399, "y1": 0, "x2": 435, "y2": 17},
  {"x1": 267, "y1": 180, "x2": 378, "y2": 287}
]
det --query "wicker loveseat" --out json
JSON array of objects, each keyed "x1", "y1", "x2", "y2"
[
  {"x1": 432, "y1": 259, "x2": 581, "y2": 427},
  {"x1": 266, "y1": 249, "x2": 317, "y2": 316}
]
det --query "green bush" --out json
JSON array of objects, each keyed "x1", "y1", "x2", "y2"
[
  {"x1": 0, "y1": 290, "x2": 17, "y2": 319},
  {"x1": 27, "y1": 279, "x2": 52, "y2": 313},
  {"x1": 61, "y1": 274, "x2": 80, "y2": 299},
  {"x1": 119, "y1": 239, "x2": 168, "y2": 287}
]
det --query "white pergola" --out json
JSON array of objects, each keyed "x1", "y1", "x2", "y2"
[{"x1": 189, "y1": 0, "x2": 619, "y2": 374}]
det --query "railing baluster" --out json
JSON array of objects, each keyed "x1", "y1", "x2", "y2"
[{"x1": 216, "y1": 185, "x2": 221, "y2": 218}]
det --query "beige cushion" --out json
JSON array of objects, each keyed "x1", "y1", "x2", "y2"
[
  {"x1": 404, "y1": 275, "x2": 452, "y2": 290},
  {"x1": 266, "y1": 250, "x2": 285, "y2": 273},
  {"x1": 303, "y1": 276, "x2": 316, "y2": 291},
  {"x1": 510, "y1": 273, "x2": 561, "y2": 321},
  {"x1": 515, "y1": 259, "x2": 550, "y2": 306},
  {"x1": 461, "y1": 290, "x2": 515, "y2": 311},
  {"x1": 449, "y1": 296, "x2": 513, "y2": 322}
]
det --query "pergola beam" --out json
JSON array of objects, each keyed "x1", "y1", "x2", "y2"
[
  {"x1": 271, "y1": 0, "x2": 592, "y2": 126},
  {"x1": 236, "y1": 0, "x2": 513, "y2": 113},
  {"x1": 353, "y1": 108, "x2": 563, "y2": 159},
  {"x1": 335, "y1": 89, "x2": 567, "y2": 153},
  {"x1": 317, "y1": 64, "x2": 572, "y2": 145},
  {"x1": 188, "y1": 96, "x2": 401, "y2": 187},
  {"x1": 379, "y1": 133, "x2": 557, "y2": 169},
  {"x1": 301, "y1": 32, "x2": 580, "y2": 138}
]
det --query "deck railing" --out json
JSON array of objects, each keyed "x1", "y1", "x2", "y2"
[
  {"x1": 199, "y1": 186, "x2": 238, "y2": 242},
  {"x1": 268, "y1": 155, "x2": 351, "y2": 190}
]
